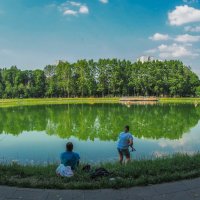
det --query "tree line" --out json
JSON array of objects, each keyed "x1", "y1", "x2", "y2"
[{"x1": 0, "y1": 59, "x2": 199, "y2": 98}]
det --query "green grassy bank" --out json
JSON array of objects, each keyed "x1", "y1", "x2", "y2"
[
  {"x1": 1, "y1": 154, "x2": 200, "y2": 189},
  {"x1": 0, "y1": 97, "x2": 200, "y2": 107},
  {"x1": 0, "y1": 98, "x2": 119, "y2": 107},
  {"x1": 160, "y1": 98, "x2": 200, "y2": 104}
]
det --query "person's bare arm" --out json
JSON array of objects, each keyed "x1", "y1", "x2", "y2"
[
  {"x1": 128, "y1": 139, "x2": 133, "y2": 151},
  {"x1": 128, "y1": 139, "x2": 133, "y2": 146}
]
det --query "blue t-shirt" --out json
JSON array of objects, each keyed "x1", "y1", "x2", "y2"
[
  {"x1": 60, "y1": 151, "x2": 80, "y2": 170},
  {"x1": 117, "y1": 132, "x2": 133, "y2": 149}
]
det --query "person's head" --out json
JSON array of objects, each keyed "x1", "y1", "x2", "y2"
[
  {"x1": 66, "y1": 142, "x2": 73, "y2": 152},
  {"x1": 124, "y1": 125, "x2": 129, "y2": 133}
]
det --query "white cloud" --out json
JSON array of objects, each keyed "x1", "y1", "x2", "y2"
[
  {"x1": 183, "y1": 0, "x2": 198, "y2": 3},
  {"x1": 99, "y1": 0, "x2": 109, "y2": 3},
  {"x1": 69, "y1": 1, "x2": 81, "y2": 7},
  {"x1": 184, "y1": 25, "x2": 200, "y2": 32},
  {"x1": 149, "y1": 32, "x2": 200, "y2": 43},
  {"x1": 175, "y1": 34, "x2": 200, "y2": 42},
  {"x1": 79, "y1": 5, "x2": 89, "y2": 14},
  {"x1": 147, "y1": 43, "x2": 199, "y2": 59},
  {"x1": 168, "y1": 5, "x2": 200, "y2": 26},
  {"x1": 63, "y1": 9, "x2": 77, "y2": 15},
  {"x1": 158, "y1": 43, "x2": 198, "y2": 58},
  {"x1": 57, "y1": 1, "x2": 89, "y2": 16},
  {"x1": 149, "y1": 33, "x2": 170, "y2": 41}
]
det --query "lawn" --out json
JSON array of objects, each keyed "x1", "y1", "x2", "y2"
[
  {"x1": 0, "y1": 98, "x2": 119, "y2": 107},
  {"x1": 160, "y1": 97, "x2": 200, "y2": 104}
]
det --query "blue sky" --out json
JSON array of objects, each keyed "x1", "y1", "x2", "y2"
[{"x1": 0, "y1": 0, "x2": 200, "y2": 75}]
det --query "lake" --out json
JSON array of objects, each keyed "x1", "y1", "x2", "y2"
[{"x1": 0, "y1": 103, "x2": 200, "y2": 165}]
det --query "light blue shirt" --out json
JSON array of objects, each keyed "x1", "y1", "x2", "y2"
[{"x1": 117, "y1": 132, "x2": 133, "y2": 149}]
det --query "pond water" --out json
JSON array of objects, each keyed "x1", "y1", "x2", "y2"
[{"x1": 0, "y1": 103, "x2": 200, "y2": 164}]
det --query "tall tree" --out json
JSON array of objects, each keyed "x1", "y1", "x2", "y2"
[
  {"x1": 33, "y1": 70, "x2": 46, "y2": 97},
  {"x1": 44, "y1": 65, "x2": 57, "y2": 97},
  {"x1": 56, "y1": 61, "x2": 73, "y2": 97}
]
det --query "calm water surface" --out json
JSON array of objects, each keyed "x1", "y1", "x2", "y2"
[{"x1": 0, "y1": 104, "x2": 200, "y2": 164}]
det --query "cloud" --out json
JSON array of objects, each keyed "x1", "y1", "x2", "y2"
[
  {"x1": 57, "y1": 1, "x2": 89, "y2": 16},
  {"x1": 168, "y1": 5, "x2": 200, "y2": 26},
  {"x1": 69, "y1": 1, "x2": 81, "y2": 7},
  {"x1": 183, "y1": 0, "x2": 198, "y2": 3},
  {"x1": 149, "y1": 33, "x2": 170, "y2": 41},
  {"x1": 149, "y1": 32, "x2": 200, "y2": 43},
  {"x1": 63, "y1": 9, "x2": 77, "y2": 15},
  {"x1": 184, "y1": 25, "x2": 200, "y2": 32},
  {"x1": 159, "y1": 43, "x2": 199, "y2": 58},
  {"x1": 146, "y1": 43, "x2": 199, "y2": 59},
  {"x1": 175, "y1": 34, "x2": 200, "y2": 42},
  {"x1": 79, "y1": 5, "x2": 89, "y2": 14},
  {"x1": 99, "y1": 0, "x2": 109, "y2": 3}
]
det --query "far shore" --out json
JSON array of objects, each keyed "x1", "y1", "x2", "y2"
[{"x1": 0, "y1": 97, "x2": 200, "y2": 107}]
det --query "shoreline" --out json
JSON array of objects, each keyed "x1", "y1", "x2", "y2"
[
  {"x1": 0, "y1": 97, "x2": 200, "y2": 107},
  {"x1": 0, "y1": 154, "x2": 200, "y2": 190}
]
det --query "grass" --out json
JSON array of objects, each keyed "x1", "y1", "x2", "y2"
[
  {"x1": 1, "y1": 154, "x2": 200, "y2": 189},
  {"x1": 0, "y1": 97, "x2": 200, "y2": 107},
  {"x1": 0, "y1": 98, "x2": 119, "y2": 107},
  {"x1": 160, "y1": 97, "x2": 200, "y2": 104}
]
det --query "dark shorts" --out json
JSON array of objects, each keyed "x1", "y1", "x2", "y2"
[{"x1": 117, "y1": 148, "x2": 130, "y2": 157}]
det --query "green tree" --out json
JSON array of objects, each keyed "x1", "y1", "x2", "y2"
[
  {"x1": 75, "y1": 60, "x2": 89, "y2": 97},
  {"x1": 0, "y1": 70, "x2": 3, "y2": 98},
  {"x1": 56, "y1": 61, "x2": 73, "y2": 97},
  {"x1": 44, "y1": 65, "x2": 57, "y2": 97},
  {"x1": 196, "y1": 86, "x2": 200, "y2": 97},
  {"x1": 33, "y1": 70, "x2": 46, "y2": 97},
  {"x1": 96, "y1": 59, "x2": 109, "y2": 97}
]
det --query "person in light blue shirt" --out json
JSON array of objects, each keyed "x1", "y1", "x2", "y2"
[
  {"x1": 60, "y1": 142, "x2": 80, "y2": 170},
  {"x1": 117, "y1": 125, "x2": 134, "y2": 164}
]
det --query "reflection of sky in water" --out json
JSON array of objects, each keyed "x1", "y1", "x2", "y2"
[
  {"x1": 0, "y1": 121, "x2": 200, "y2": 164},
  {"x1": 134, "y1": 122, "x2": 200, "y2": 158}
]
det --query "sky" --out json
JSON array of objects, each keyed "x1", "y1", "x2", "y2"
[{"x1": 0, "y1": 0, "x2": 200, "y2": 76}]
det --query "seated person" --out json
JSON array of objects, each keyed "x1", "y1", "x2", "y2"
[{"x1": 60, "y1": 142, "x2": 80, "y2": 170}]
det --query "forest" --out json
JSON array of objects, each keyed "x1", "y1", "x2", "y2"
[{"x1": 0, "y1": 59, "x2": 199, "y2": 98}]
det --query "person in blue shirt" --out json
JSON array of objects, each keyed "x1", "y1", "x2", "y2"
[
  {"x1": 60, "y1": 142, "x2": 80, "y2": 170},
  {"x1": 117, "y1": 125, "x2": 134, "y2": 164}
]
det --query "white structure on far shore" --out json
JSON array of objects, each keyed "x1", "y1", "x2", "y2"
[{"x1": 137, "y1": 56, "x2": 160, "y2": 63}]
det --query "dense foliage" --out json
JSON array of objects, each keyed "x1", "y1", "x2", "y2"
[{"x1": 0, "y1": 59, "x2": 199, "y2": 98}]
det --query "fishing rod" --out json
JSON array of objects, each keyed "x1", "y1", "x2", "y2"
[{"x1": 130, "y1": 146, "x2": 136, "y2": 152}]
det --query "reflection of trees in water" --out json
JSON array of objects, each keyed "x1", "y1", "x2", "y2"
[{"x1": 0, "y1": 104, "x2": 200, "y2": 141}]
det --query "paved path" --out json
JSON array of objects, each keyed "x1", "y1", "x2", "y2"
[{"x1": 0, "y1": 178, "x2": 200, "y2": 200}]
